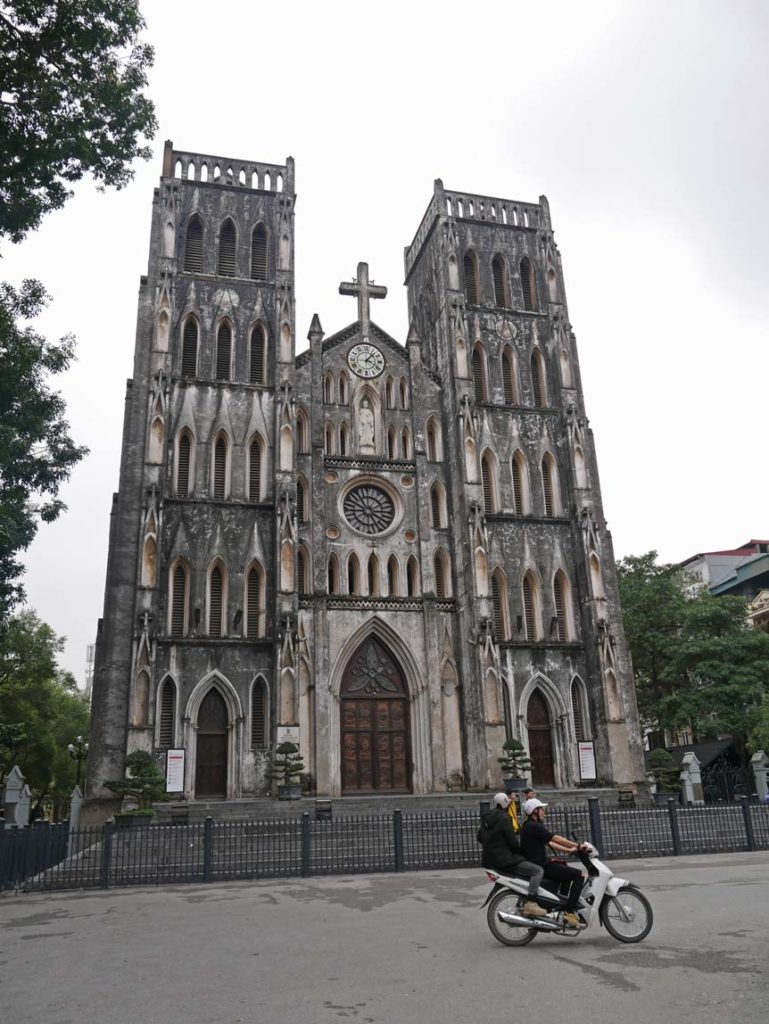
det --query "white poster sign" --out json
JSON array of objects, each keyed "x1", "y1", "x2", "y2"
[
  {"x1": 275, "y1": 726, "x2": 300, "y2": 747},
  {"x1": 578, "y1": 741, "x2": 597, "y2": 781},
  {"x1": 166, "y1": 748, "x2": 186, "y2": 793}
]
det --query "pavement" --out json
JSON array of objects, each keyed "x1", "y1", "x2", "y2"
[{"x1": 1, "y1": 851, "x2": 767, "y2": 1024}]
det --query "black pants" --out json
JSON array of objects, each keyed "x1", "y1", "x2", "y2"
[{"x1": 542, "y1": 861, "x2": 583, "y2": 911}]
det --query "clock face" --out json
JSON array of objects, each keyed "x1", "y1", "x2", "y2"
[{"x1": 348, "y1": 343, "x2": 385, "y2": 379}]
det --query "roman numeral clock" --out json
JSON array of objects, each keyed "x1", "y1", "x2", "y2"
[{"x1": 347, "y1": 342, "x2": 385, "y2": 379}]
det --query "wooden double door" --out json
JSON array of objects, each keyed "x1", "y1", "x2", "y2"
[
  {"x1": 527, "y1": 689, "x2": 555, "y2": 787},
  {"x1": 195, "y1": 689, "x2": 228, "y2": 798},
  {"x1": 341, "y1": 638, "x2": 411, "y2": 794}
]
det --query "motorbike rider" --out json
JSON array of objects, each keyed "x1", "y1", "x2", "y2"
[
  {"x1": 520, "y1": 798, "x2": 587, "y2": 929},
  {"x1": 506, "y1": 786, "x2": 536, "y2": 834},
  {"x1": 479, "y1": 793, "x2": 547, "y2": 919}
]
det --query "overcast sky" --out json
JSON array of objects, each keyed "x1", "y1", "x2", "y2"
[{"x1": 4, "y1": 0, "x2": 769, "y2": 684}]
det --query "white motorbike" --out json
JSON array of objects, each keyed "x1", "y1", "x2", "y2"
[{"x1": 482, "y1": 842, "x2": 653, "y2": 946}]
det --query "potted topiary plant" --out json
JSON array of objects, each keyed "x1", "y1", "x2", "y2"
[
  {"x1": 647, "y1": 748, "x2": 681, "y2": 806},
  {"x1": 498, "y1": 738, "x2": 532, "y2": 792},
  {"x1": 104, "y1": 750, "x2": 167, "y2": 825},
  {"x1": 267, "y1": 742, "x2": 305, "y2": 800}
]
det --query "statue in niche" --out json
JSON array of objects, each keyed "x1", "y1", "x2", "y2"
[{"x1": 358, "y1": 398, "x2": 375, "y2": 452}]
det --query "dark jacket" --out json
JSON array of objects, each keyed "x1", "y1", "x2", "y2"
[{"x1": 478, "y1": 808, "x2": 526, "y2": 870}]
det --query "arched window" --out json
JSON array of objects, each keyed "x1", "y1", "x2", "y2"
[
  {"x1": 347, "y1": 553, "x2": 360, "y2": 595},
  {"x1": 327, "y1": 554, "x2": 340, "y2": 594},
  {"x1": 208, "y1": 562, "x2": 226, "y2": 637},
  {"x1": 492, "y1": 254, "x2": 509, "y2": 308},
  {"x1": 571, "y1": 679, "x2": 587, "y2": 741},
  {"x1": 553, "y1": 570, "x2": 572, "y2": 641},
  {"x1": 181, "y1": 318, "x2": 198, "y2": 378},
  {"x1": 481, "y1": 450, "x2": 498, "y2": 513},
  {"x1": 245, "y1": 562, "x2": 265, "y2": 639},
  {"x1": 324, "y1": 374, "x2": 334, "y2": 404},
  {"x1": 250, "y1": 324, "x2": 266, "y2": 385},
  {"x1": 491, "y1": 570, "x2": 509, "y2": 640},
  {"x1": 251, "y1": 678, "x2": 268, "y2": 748},
  {"x1": 248, "y1": 435, "x2": 263, "y2": 502},
  {"x1": 339, "y1": 421, "x2": 349, "y2": 456},
  {"x1": 547, "y1": 267, "x2": 558, "y2": 302},
  {"x1": 184, "y1": 217, "x2": 203, "y2": 273},
  {"x1": 472, "y1": 345, "x2": 488, "y2": 403},
  {"x1": 250, "y1": 224, "x2": 267, "y2": 279},
  {"x1": 296, "y1": 409, "x2": 309, "y2": 454},
  {"x1": 502, "y1": 346, "x2": 519, "y2": 404},
  {"x1": 385, "y1": 376, "x2": 395, "y2": 409},
  {"x1": 339, "y1": 372, "x2": 349, "y2": 405},
  {"x1": 574, "y1": 446, "x2": 588, "y2": 488},
  {"x1": 463, "y1": 250, "x2": 480, "y2": 305},
  {"x1": 324, "y1": 421, "x2": 335, "y2": 455},
  {"x1": 297, "y1": 545, "x2": 310, "y2": 595},
  {"x1": 387, "y1": 427, "x2": 396, "y2": 460},
  {"x1": 216, "y1": 321, "x2": 232, "y2": 381},
  {"x1": 426, "y1": 417, "x2": 442, "y2": 461},
  {"x1": 401, "y1": 427, "x2": 412, "y2": 459},
  {"x1": 169, "y1": 562, "x2": 188, "y2": 637},
  {"x1": 296, "y1": 477, "x2": 307, "y2": 523},
  {"x1": 176, "y1": 430, "x2": 193, "y2": 497},
  {"x1": 406, "y1": 556, "x2": 419, "y2": 597},
  {"x1": 212, "y1": 434, "x2": 228, "y2": 499},
  {"x1": 217, "y1": 219, "x2": 236, "y2": 276},
  {"x1": 399, "y1": 378, "x2": 409, "y2": 410},
  {"x1": 367, "y1": 553, "x2": 380, "y2": 596},
  {"x1": 387, "y1": 555, "x2": 400, "y2": 596},
  {"x1": 141, "y1": 535, "x2": 157, "y2": 587},
  {"x1": 434, "y1": 549, "x2": 451, "y2": 599},
  {"x1": 521, "y1": 256, "x2": 537, "y2": 310},
  {"x1": 531, "y1": 349, "x2": 547, "y2": 408},
  {"x1": 541, "y1": 453, "x2": 559, "y2": 517},
  {"x1": 511, "y1": 450, "x2": 529, "y2": 515},
  {"x1": 430, "y1": 481, "x2": 447, "y2": 529},
  {"x1": 158, "y1": 678, "x2": 176, "y2": 747},
  {"x1": 522, "y1": 571, "x2": 541, "y2": 640}
]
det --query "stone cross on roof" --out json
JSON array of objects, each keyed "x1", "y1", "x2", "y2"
[{"x1": 339, "y1": 262, "x2": 387, "y2": 340}]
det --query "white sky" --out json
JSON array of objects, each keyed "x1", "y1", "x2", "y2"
[{"x1": 4, "y1": 0, "x2": 768, "y2": 684}]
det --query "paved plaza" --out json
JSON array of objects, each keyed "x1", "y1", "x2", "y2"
[{"x1": 1, "y1": 851, "x2": 767, "y2": 1024}]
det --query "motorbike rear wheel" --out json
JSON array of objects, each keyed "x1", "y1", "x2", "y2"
[
  {"x1": 487, "y1": 890, "x2": 538, "y2": 947},
  {"x1": 599, "y1": 885, "x2": 653, "y2": 943}
]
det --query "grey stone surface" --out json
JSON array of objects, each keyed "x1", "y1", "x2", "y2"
[{"x1": 1, "y1": 852, "x2": 768, "y2": 1023}]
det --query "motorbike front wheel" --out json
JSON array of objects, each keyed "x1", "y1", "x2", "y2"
[
  {"x1": 487, "y1": 890, "x2": 538, "y2": 947},
  {"x1": 599, "y1": 886, "x2": 653, "y2": 943}
]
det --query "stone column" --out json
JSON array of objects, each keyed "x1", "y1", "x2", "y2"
[
  {"x1": 3, "y1": 765, "x2": 30, "y2": 826},
  {"x1": 680, "y1": 752, "x2": 703, "y2": 804},
  {"x1": 750, "y1": 750, "x2": 768, "y2": 800}
]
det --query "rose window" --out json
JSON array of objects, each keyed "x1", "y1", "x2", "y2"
[{"x1": 343, "y1": 485, "x2": 395, "y2": 535}]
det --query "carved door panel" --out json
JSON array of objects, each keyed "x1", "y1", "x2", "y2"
[
  {"x1": 527, "y1": 690, "x2": 555, "y2": 788},
  {"x1": 195, "y1": 689, "x2": 228, "y2": 798}
]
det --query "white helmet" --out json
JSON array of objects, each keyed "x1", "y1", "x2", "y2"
[
  {"x1": 523, "y1": 798, "x2": 548, "y2": 815},
  {"x1": 492, "y1": 792, "x2": 511, "y2": 809}
]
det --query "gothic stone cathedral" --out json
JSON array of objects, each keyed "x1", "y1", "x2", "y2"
[{"x1": 87, "y1": 140, "x2": 645, "y2": 810}]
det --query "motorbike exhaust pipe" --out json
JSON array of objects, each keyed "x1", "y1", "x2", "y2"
[{"x1": 497, "y1": 911, "x2": 562, "y2": 932}]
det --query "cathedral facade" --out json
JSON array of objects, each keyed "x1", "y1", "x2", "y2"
[{"x1": 87, "y1": 141, "x2": 645, "y2": 808}]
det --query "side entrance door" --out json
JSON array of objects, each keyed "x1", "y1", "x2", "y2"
[
  {"x1": 527, "y1": 689, "x2": 556, "y2": 787},
  {"x1": 195, "y1": 688, "x2": 228, "y2": 798}
]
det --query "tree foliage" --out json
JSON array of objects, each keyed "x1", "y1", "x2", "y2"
[
  {"x1": 0, "y1": 0, "x2": 157, "y2": 243},
  {"x1": 103, "y1": 750, "x2": 166, "y2": 811},
  {"x1": 0, "y1": 280, "x2": 88, "y2": 618},
  {"x1": 0, "y1": 610, "x2": 89, "y2": 805},
  {"x1": 617, "y1": 551, "x2": 769, "y2": 745}
]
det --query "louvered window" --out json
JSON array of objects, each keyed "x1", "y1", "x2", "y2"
[
  {"x1": 297, "y1": 549, "x2": 306, "y2": 595},
  {"x1": 521, "y1": 256, "x2": 536, "y2": 311},
  {"x1": 218, "y1": 220, "x2": 236, "y2": 276},
  {"x1": 431, "y1": 485, "x2": 442, "y2": 529},
  {"x1": 387, "y1": 557, "x2": 398, "y2": 596},
  {"x1": 387, "y1": 429, "x2": 396, "y2": 460},
  {"x1": 481, "y1": 455, "x2": 495, "y2": 513},
  {"x1": 182, "y1": 319, "x2": 198, "y2": 378},
  {"x1": 250, "y1": 325, "x2": 266, "y2": 384},
  {"x1": 463, "y1": 251, "x2": 478, "y2": 304},
  {"x1": 522, "y1": 574, "x2": 537, "y2": 640},
  {"x1": 249, "y1": 438, "x2": 262, "y2": 501},
  {"x1": 571, "y1": 684, "x2": 586, "y2": 741},
  {"x1": 472, "y1": 348, "x2": 486, "y2": 403},
  {"x1": 246, "y1": 566, "x2": 261, "y2": 639},
  {"x1": 491, "y1": 574, "x2": 505, "y2": 640},
  {"x1": 209, "y1": 566, "x2": 224, "y2": 637},
  {"x1": 407, "y1": 558, "x2": 419, "y2": 597},
  {"x1": 503, "y1": 351, "x2": 517, "y2": 404},
  {"x1": 512, "y1": 455, "x2": 524, "y2": 515},
  {"x1": 434, "y1": 553, "x2": 447, "y2": 599},
  {"x1": 296, "y1": 479, "x2": 306, "y2": 522},
  {"x1": 159, "y1": 681, "x2": 175, "y2": 747},
  {"x1": 542, "y1": 457, "x2": 554, "y2": 518},
  {"x1": 216, "y1": 322, "x2": 232, "y2": 381},
  {"x1": 251, "y1": 225, "x2": 267, "y2": 279},
  {"x1": 177, "y1": 434, "x2": 191, "y2": 497},
  {"x1": 184, "y1": 218, "x2": 203, "y2": 273},
  {"x1": 171, "y1": 564, "x2": 186, "y2": 637},
  {"x1": 427, "y1": 423, "x2": 437, "y2": 461},
  {"x1": 492, "y1": 255, "x2": 508, "y2": 308},
  {"x1": 252, "y1": 681, "x2": 267, "y2": 748},
  {"x1": 531, "y1": 351, "x2": 546, "y2": 408},
  {"x1": 554, "y1": 573, "x2": 567, "y2": 641},
  {"x1": 213, "y1": 437, "x2": 227, "y2": 499}
]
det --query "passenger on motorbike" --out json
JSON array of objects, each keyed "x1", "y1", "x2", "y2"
[
  {"x1": 479, "y1": 793, "x2": 547, "y2": 919},
  {"x1": 520, "y1": 798, "x2": 588, "y2": 930}
]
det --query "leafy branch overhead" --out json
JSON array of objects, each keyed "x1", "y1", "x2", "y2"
[{"x1": 0, "y1": 0, "x2": 157, "y2": 243}]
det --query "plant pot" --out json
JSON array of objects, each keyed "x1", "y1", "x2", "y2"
[
  {"x1": 652, "y1": 791, "x2": 677, "y2": 807},
  {"x1": 277, "y1": 784, "x2": 302, "y2": 801},
  {"x1": 503, "y1": 776, "x2": 528, "y2": 793},
  {"x1": 114, "y1": 811, "x2": 155, "y2": 828}
]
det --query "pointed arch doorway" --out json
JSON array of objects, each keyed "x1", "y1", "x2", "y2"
[
  {"x1": 527, "y1": 689, "x2": 555, "y2": 787},
  {"x1": 341, "y1": 637, "x2": 412, "y2": 793},
  {"x1": 195, "y1": 688, "x2": 228, "y2": 798}
]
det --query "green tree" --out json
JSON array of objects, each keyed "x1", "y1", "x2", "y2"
[
  {"x1": 0, "y1": 610, "x2": 89, "y2": 806},
  {"x1": 617, "y1": 551, "x2": 769, "y2": 749},
  {"x1": 0, "y1": 281, "x2": 88, "y2": 618},
  {"x1": 0, "y1": 0, "x2": 157, "y2": 243},
  {"x1": 749, "y1": 691, "x2": 769, "y2": 755}
]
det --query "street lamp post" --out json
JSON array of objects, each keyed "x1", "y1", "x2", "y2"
[{"x1": 67, "y1": 735, "x2": 89, "y2": 789}]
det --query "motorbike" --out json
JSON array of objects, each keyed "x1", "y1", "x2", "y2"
[{"x1": 482, "y1": 841, "x2": 653, "y2": 946}]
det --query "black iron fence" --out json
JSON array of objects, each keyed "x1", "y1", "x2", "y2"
[{"x1": 2, "y1": 798, "x2": 768, "y2": 894}]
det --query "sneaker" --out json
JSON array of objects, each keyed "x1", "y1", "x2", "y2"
[
  {"x1": 522, "y1": 901, "x2": 548, "y2": 919},
  {"x1": 563, "y1": 912, "x2": 586, "y2": 929}
]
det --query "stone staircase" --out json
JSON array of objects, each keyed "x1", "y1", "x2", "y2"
[{"x1": 154, "y1": 787, "x2": 626, "y2": 823}]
